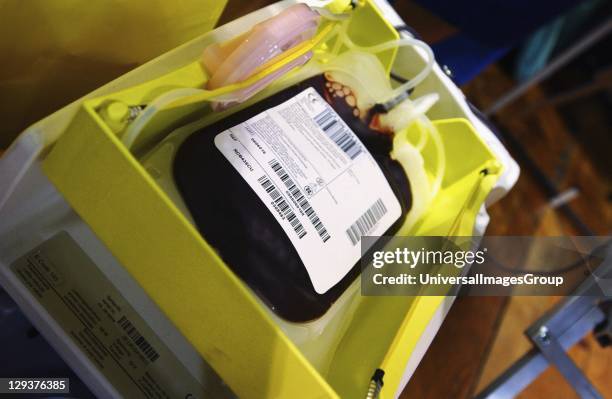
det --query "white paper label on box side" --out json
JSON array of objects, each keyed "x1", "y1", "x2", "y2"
[
  {"x1": 10, "y1": 232, "x2": 227, "y2": 399},
  {"x1": 215, "y1": 87, "x2": 402, "y2": 293}
]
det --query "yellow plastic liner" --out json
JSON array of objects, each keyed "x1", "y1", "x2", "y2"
[{"x1": 0, "y1": 0, "x2": 227, "y2": 148}]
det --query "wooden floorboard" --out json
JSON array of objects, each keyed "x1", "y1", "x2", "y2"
[{"x1": 399, "y1": 296, "x2": 509, "y2": 399}]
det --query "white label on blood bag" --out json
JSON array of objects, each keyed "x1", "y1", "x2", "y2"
[{"x1": 215, "y1": 87, "x2": 402, "y2": 293}]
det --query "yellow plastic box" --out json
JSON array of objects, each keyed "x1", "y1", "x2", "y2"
[{"x1": 1, "y1": 1, "x2": 503, "y2": 398}]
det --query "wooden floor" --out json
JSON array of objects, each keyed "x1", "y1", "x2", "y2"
[{"x1": 467, "y1": 66, "x2": 611, "y2": 399}]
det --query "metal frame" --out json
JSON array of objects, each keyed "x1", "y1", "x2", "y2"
[{"x1": 475, "y1": 247, "x2": 612, "y2": 399}]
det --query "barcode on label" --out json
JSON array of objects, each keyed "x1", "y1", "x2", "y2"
[
  {"x1": 269, "y1": 160, "x2": 330, "y2": 242},
  {"x1": 314, "y1": 108, "x2": 362, "y2": 160},
  {"x1": 117, "y1": 315, "x2": 160, "y2": 362},
  {"x1": 258, "y1": 175, "x2": 307, "y2": 239},
  {"x1": 346, "y1": 199, "x2": 388, "y2": 246}
]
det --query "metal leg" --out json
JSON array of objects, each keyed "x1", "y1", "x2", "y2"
[
  {"x1": 484, "y1": 18, "x2": 612, "y2": 116},
  {"x1": 474, "y1": 302, "x2": 606, "y2": 399},
  {"x1": 475, "y1": 254, "x2": 612, "y2": 399},
  {"x1": 530, "y1": 325, "x2": 603, "y2": 399}
]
